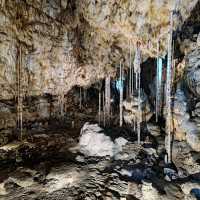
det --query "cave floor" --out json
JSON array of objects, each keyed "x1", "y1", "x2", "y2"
[{"x1": 0, "y1": 126, "x2": 199, "y2": 200}]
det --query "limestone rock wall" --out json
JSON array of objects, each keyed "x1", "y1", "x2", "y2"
[{"x1": 0, "y1": 0, "x2": 198, "y2": 100}]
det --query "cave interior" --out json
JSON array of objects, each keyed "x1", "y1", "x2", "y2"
[{"x1": 0, "y1": 0, "x2": 200, "y2": 199}]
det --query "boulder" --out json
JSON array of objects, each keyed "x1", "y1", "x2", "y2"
[
  {"x1": 141, "y1": 181, "x2": 162, "y2": 200},
  {"x1": 79, "y1": 123, "x2": 127, "y2": 157},
  {"x1": 0, "y1": 130, "x2": 14, "y2": 146},
  {"x1": 147, "y1": 123, "x2": 161, "y2": 137},
  {"x1": 172, "y1": 141, "x2": 200, "y2": 174}
]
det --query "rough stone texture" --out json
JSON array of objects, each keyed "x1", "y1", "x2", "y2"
[
  {"x1": 0, "y1": 122, "x2": 199, "y2": 200},
  {"x1": 172, "y1": 141, "x2": 200, "y2": 175},
  {"x1": 185, "y1": 45, "x2": 200, "y2": 97},
  {"x1": 172, "y1": 88, "x2": 200, "y2": 152},
  {"x1": 0, "y1": 134, "x2": 197, "y2": 200},
  {"x1": 123, "y1": 91, "x2": 153, "y2": 125},
  {"x1": 0, "y1": 0, "x2": 106, "y2": 100},
  {"x1": 0, "y1": 0, "x2": 198, "y2": 100},
  {"x1": 147, "y1": 123, "x2": 161, "y2": 137},
  {"x1": 0, "y1": 130, "x2": 76, "y2": 165},
  {"x1": 77, "y1": 0, "x2": 198, "y2": 61}
]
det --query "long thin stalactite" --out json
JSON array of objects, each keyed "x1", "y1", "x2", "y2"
[
  {"x1": 134, "y1": 42, "x2": 142, "y2": 144},
  {"x1": 16, "y1": 44, "x2": 24, "y2": 141},
  {"x1": 105, "y1": 75, "x2": 111, "y2": 126},
  {"x1": 156, "y1": 41, "x2": 163, "y2": 122},
  {"x1": 165, "y1": 11, "x2": 173, "y2": 164},
  {"x1": 58, "y1": 67, "x2": 65, "y2": 119},
  {"x1": 98, "y1": 89, "x2": 101, "y2": 125},
  {"x1": 119, "y1": 61, "x2": 123, "y2": 127}
]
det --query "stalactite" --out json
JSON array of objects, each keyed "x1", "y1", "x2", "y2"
[
  {"x1": 58, "y1": 67, "x2": 65, "y2": 119},
  {"x1": 16, "y1": 44, "x2": 23, "y2": 141},
  {"x1": 156, "y1": 41, "x2": 163, "y2": 122},
  {"x1": 129, "y1": 41, "x2": 132, "y2": 96},
  {"x1": 119, "y1": 61, "x2": 123, "y2": 127},
  {"x1": 172, "y1": 40, "x2": 176, "y2": 83},
  {"x1": 137, "y1": 60, "x2": 141, "y2": 144},
  {"x1": 105, "y1": 75, "x2": 111, "y2": 125},
  {"x1": 134, "y1": 43, "x2": 142, "y2": 144},
  {"x1": 0, "y1": 0, "x2": 5, "y2": 8},
  {"x1": 132, "y1": 61, "x2": 134, "y2": 95},
  {"x1": 126, "y1": 80, "x2": 129, "y2": 99},
  {"x1": 98, "y1": 90, "x2": 101, "y2": 125},
  {"x1": 156, "y1": 42, "x2": 159, "y2": 122},
  {"x1": 83, "y1": 89, "x2": 87, "y2": 104},
  {"x1": 165, "y1": 11, "x2": 173, "y2": 164},
  {"x1": 103, "y1": 91, "x2": 105, "y2": 127},
  {"x1": 133, "y1": 115, "x2": 136, "y2": 132},
  {"x1": 135, "y1": 73, "x2": 138, "y2": 89},
  {"x1": 79, "y1": 87, "x2": 82, "y2": 109},
  {"x1": 134, "y1": 44, "x2": 141, "y2": 90}
]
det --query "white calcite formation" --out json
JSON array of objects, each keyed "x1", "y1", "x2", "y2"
[{"x1": 79, "y1": 123, "x2": 128, "y2": 157}]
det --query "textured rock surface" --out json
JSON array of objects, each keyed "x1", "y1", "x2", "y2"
[
  {"x1": 0, "y1": 132, "x2": 198, "y2": 200},
  {"x1": 186, "y1": 46, "x2": 200, "y2": 97},
  {"x1": 172, "y1": 88, "x2": 200, "y2": 151},
  {"x1": 172, "y1": 141, "x2": 200, "y2": 175},
  {"x1": 0, "y1": 0, "x2": 199, "y2": 100},
  {"x1": 123, "y1": 91, "x2": 153, "y2": 125}
]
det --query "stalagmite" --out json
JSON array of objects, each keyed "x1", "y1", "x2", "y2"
[
  {"x1": 119, "y1": 61, "x2": 123, "y2": 127},
  {"x1": 156, "y1": 41, "x2": 163, "y2": 122},
  {"x1": 105, "y1": 76, "x2": 111, "y2": 125},
  {"x1": 165, "y1": 11, "x2": 173, "y2": 164}
]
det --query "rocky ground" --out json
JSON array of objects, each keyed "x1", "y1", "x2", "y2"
[{"x1": 0, "y1": 123, "x2": 199, "y2": 200}]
